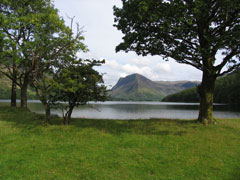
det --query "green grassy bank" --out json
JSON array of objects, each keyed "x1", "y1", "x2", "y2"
[{"x1": 0, "y1": 107, "x2": 240, "y2": 180}]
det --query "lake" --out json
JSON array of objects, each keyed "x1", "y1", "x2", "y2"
[{"x1": 0, "y1": 100, "x2": 239, "y2": 120}]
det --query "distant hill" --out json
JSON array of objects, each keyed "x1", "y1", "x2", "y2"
[
  {"x1": 109, "y1": 74, "x2": 164, "y2": 101},
  {"x1": 0, "y1": 76, "x2": 36, "y2": 100},
  {"x1": 109, "y1": 73, "x2": 199, "y2": 101},
  {"x1": 162, "y1": 69, "x2": 240, "y2": 104},
  {"x1": 155, "y1": 81, "x2": 199, "y2": 96}
]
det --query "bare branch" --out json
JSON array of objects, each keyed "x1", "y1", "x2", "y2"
[
  {"x1": 66, "y1": 14, "x2": 75, "y2": 32},
  {"x1": 215, "y1": 50, "x2": 238, "y2": 74},
  {"x1": 218, "y1": 63, "x2": 240, "y2": 76}
]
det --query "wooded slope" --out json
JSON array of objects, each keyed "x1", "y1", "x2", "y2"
[{"x1": 162, "y1": 70, "x2": 240, "y2": 104}]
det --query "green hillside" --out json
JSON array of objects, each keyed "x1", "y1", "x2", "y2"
[
  {"x1": 162, "y1": 70, "x2": 240, "y2": 104},
  {"x1": 0, "y1": 76, "x2": 36, "y2": 100},
  {"x1": 109, "y1": 74, "x2": 164, "y2": 101},
  {"x1": 109, "y1": 73, "x2": 199, "y2": 101},
  {"x1": 155, "y1": 81, "x2": 199, "y2": 96}
]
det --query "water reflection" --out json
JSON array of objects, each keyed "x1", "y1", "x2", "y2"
[{"x1": 0, "y1": 100, "x2": 239, "y2": 120}]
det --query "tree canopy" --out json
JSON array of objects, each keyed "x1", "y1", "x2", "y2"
[
  {"x1": 114, "y1": 0, "x2": 240, "y2": 124},
  {"x1": 0, "y1": 0, "x2": 68, "y2": 107},
  {"x1": 0, "y1": 0, "x2": 108, "y2": 124},
  {"x1": 114, "y1": 0, "x2": 240, "y2": 75},
  {"x1": 49, "y1": 58, "x2": 107, "y2": 125}
]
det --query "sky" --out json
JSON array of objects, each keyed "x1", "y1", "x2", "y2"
[{"x1": 53, "y1": 0, "x2": 202, "y2": 88}]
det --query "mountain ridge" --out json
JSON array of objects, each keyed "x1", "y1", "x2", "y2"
[
  {"x1": 162, "y1": 69, "x2": 240, "y2": 104},
  {"x1": 109, "y1": 73, "x2": 199, "y2": 101}
]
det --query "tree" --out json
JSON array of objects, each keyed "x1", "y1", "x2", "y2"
[
  {"x1": 0, "y1": 0, "x2": 67, "y2": 108},
  {"x1": 50, "y1": 58, "x2": 107, "y2": 125},
  {"x1": 30, "y1": 60, "x2": 55, "y2": 124},
  {"x1": 0, "y1": 1, "x2": 19, "y2": 106},
  {"x1": 113, "y1": 0, "x2": 240, "y2": 124},
  {"x1": 30, "y1": 17, "x2": 88, "y2": 124}
]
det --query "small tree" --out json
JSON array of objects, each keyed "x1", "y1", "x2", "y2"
[
  {"x1": 30, "y1": 17, "x2": 87, "y2": 124},
  {"x1": 30, "y1": 63, "x2": 55, "y2": 124},
  {"x1": 50, "y1": 58, "x2": 107, "y2": 125},
  {"x1": 113, "y1": 0, "x2": 240, "y2": 124}
]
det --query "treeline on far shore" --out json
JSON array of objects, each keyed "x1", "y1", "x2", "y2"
[{"x1": 162, "y1": 70, "x2": 240, "y2": 104}]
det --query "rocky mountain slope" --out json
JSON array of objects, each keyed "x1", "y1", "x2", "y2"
[{"x1": 109, "y1": 73, "x2": 199, "y2": 101}]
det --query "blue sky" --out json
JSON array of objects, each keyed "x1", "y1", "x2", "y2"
[{"x1": 53, "y1": 0, "x2": 202, "y2": 87}]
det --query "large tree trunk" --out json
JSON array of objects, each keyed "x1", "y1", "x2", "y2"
[
  {"x1": 197, "y1": 70, "x2": 216, "y2": 124},
  {"x1": 21, "y1": 75, "x2": 29, "y2": 108},
  {"x1": 11, "y1": 80, "x2": 17, "y2": 107}
]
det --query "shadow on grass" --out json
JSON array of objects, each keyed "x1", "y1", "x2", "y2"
[
  {"x1": 69, "y1": 117, "x2": 199, "y2": 136},
  {"x1": 232, "y1": 166, "x2": 240, "y2": 180},
  {"x1": 0, "y1": 106, "x2": 199, "y2": 136},
  {"x1": 0, "y1": 107, "x2": 44, "y2": 124}
]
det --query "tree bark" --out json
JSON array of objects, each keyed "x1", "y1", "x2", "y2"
[
  {"x1": 45, "y1": 103, "x2": 51, "y2": 124},
  {"x1": 63, "y1": 106, "x2": 74, "y2": 125},
  {"x1": 11, "y1": 80, "x2": 17, "y2": 107},
  {"x1": 11, "y1": 61, "x2": 17, "y2": 107},
  {"x1": 35, "y1": 86, "x2": 52, "y2": 124},
  {"x1": 63, "y1": 116, "x2": 67, "y2": 125},
  {"x1": 21, "y1": 75, "x2": 29, "y2": 108},
  {"x1": 197, "y1": 70, "x2": 216, "y2": 124}
]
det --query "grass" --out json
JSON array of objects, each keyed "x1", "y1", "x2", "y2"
[{"x1": 0, "y1": 107, "x2": 240, "y2": 180}]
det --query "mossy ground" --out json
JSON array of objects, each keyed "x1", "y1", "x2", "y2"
[{"x1": 0, "y1": 107, "x2": 240, "y2": 180}]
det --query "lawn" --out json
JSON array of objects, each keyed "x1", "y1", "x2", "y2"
[{"x1": 0, "y1": 107, "x2": 240, "y2": 180}]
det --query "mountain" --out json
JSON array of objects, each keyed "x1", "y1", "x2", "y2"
[
  {"x1": 155, "y1": 81, "x2": 199, "y2": 96},
  {"x1": 162, "y1": 69, "x2": 240, "y2": 104},
  {"x1": 109, "y1": 73, "x2": 199, "y2": 101},
  {"x1": 110, "y1": 73, "x2": 164, "y2": 101}
]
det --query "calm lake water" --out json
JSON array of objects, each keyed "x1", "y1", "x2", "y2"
[{"x1": 0, "y1": 100, "x2": 240, "y2": 120}]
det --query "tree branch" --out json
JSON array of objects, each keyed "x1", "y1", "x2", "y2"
[
  {"x1": 218, "y1": 63, "x2": 240, "y2": 76},
  {"x1": 215, "y1": 50, "x2": 238, "y2": 74}
]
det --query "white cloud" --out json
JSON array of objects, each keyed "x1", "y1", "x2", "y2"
[
  {"x1": 96, "y1": 56, "x2": 202, "y2": 86},
  {"x1": 122, "y1": 64, "x2": 141, "y2": 74},
  {"x1": 155, "y1": 63, "x2": 171, "y2": 73},
  {"x1": 128, "y1": 57, "x2": 152, "y2": 67},
  {"x1": 105, "y1": 59, "x2": 120, "y2": 69},
  {"x1": 54, "y1": 0, "x2": 203, "y2": 87},
  {"x1": 119, "y1": 72, "x2": 128, "y2": 78}
]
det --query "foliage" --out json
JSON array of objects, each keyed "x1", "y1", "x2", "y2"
[
  {"x1": 163, "y1": 70, "x2": 240, "y2": 104},
  {"x1": 1, "y1": 107, "x2": 240, "y2": 179},
  {"x1": 28, "y1": 15, "x2": 107, "y2": 124},
  {"x1": 0, "y1": 0, "x2": 107, "y2": 122},
  {"x1": 29, "y1": 16, "x2": 88, "y2": 124},
  {"x1": 114, "y1": 0, "x2": 240, "y2": 72},
  {"x1": 162, "y1": 87, "x2": 199, "y2": 103},
  {"x1": 0, "y1": 0, "x2": 68, "y2": 107},
  {"x1": 49, "y1": 58, "x2": 107, "y2": 125},
  {"x1": 114, "y1": 0, "x2": 240, "y2": 123},
  {"x1": 214, "y1": 70, "x2": 240, "y2": 104}
]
